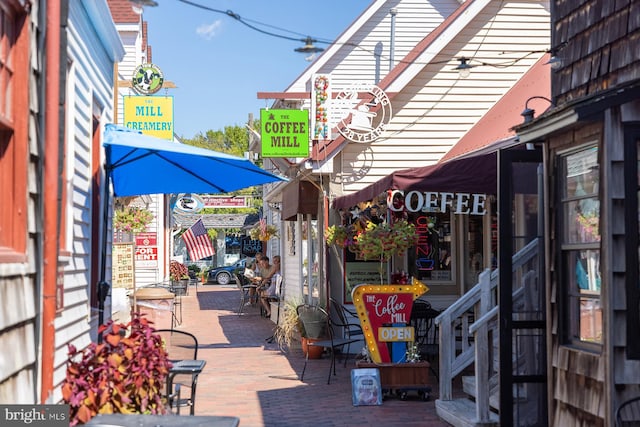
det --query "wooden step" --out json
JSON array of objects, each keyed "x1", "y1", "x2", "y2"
[
  {"x1": 462, "y1": 376, "x2": 500, "y2": 410},
  {"x1": 436, "y1": 398, "x2": 499, "y2": 427},
  {"x1": 462, "y1": 375, "x2": 528, "y2": 411}
]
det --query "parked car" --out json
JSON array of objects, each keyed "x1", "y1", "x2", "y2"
[{"x1": 207, "y1": 258, "x2": 249, "y2": 285}]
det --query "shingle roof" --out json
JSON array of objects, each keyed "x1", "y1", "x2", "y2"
[
  {"x1": 172, "y1": 213, "x2": 260, "y2": 230},
  {"x1": 106, "y1": 0, "x2": 141, "y2": 24}
]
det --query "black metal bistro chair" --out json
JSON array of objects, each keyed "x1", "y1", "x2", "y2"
[
  {"x1": 297, "y1": 304, "x2": 360, "y2": 385},
  {"x1": 410, "y1": 299, "x2": 441, "y2": 380},
  {"x1": 155, "y1": 329, "x2": 203, "y2": 415},
  {"x1": 616, "y1": 395, "x2": 640, "y2": 426}
]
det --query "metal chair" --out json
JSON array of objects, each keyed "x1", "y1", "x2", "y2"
[
  {"x1": 410, "y1": 299, "x2": 441, "y2": 380},
  {"x1": 616, "y1": 395, "x2": 640, "y2": 426},
  {"x1": 234, "y1": 274, "x2": 257, "y2": 315},
  {"x1": 155, "y1": 329, "x2": 201, "y2": 415},
  {"x1": 298, "y1": 304, "x2": 360, "y2": 384}
]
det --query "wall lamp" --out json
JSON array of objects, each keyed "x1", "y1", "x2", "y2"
[
  {"x1": 454, "y1": 57, "x2": 473, "y2": 78},
  {"x1": 521, "y1": 96, "x2": 553, "y2": 124}
]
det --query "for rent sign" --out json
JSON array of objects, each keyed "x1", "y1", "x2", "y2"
[{"x1": 260, "y1": 109, "x2": 309, "y2": 158}]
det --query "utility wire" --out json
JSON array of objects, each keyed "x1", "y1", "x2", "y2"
[{"x1": 175, "y1": 0, "x2": 549, "y2": 69}]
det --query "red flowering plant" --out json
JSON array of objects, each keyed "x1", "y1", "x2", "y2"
[
  {"x1": 62, "y1": 314, "x2": 172, "y2": 426},
  {"x1": 169, "y1": 260, "x2": 189, "y2": 281}
]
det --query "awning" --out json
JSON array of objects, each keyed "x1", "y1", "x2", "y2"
[
  {"x1": 332, "y1": 152, "x2": 497, "y2": 209},
  {"x1": 103, "y1": 124, "x2": 287, "y2": 197}
]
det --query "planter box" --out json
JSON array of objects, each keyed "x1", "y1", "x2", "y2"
[{"x1": 355, "y1": 361, "x2": 430, "y2": 389}]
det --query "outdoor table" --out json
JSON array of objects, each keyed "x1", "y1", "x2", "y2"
[
  {"x1": 167, "y1": 359, "x2": 207, "y2": 415},
  {"x1": 85, "y1": 414, "x2": 239, "y2": 426}
]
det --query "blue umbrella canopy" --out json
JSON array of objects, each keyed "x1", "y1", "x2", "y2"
[{"x1": 103, "y1": 124, "x2": 286, "y2": 197}]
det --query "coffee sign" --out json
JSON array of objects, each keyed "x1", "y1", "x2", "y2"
[
  {"x1": 352, "y1": 279, "x2": 429, "y2": 363},
  {"x1": 260, "y1": 109, "x2": 309, "y2": 158}
]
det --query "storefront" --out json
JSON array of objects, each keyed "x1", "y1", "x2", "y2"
[{"x1": 331, "y1": 152, "x2": 499, "y2": 308}]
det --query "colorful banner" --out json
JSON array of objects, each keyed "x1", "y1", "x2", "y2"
[{"x1": 311, "y1": 74, "x2": 331, "y2": 141}]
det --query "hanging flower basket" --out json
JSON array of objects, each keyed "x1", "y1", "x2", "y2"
[
  {"x1": 353, "y1": 219, "x2": 419, "y2": 261},
  {"x1": 249, "y1": 219, "x2": 279, "y2": 241},
  {"x1": 113, "y1": 207, "x2": 154, "y2": 233},
  {"x1": 324, "y1": 224, "x2": 355, "y2": 249}
]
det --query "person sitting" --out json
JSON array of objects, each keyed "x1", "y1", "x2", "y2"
[
  {"x1": 244, "y1": 253, "x2": 264, "y2": 305},
  {"x1": 258, "y1": 256, "x2": 280, "y2": 317}
]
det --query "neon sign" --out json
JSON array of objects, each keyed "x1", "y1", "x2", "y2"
[{"x1": 352, "y1": 279, "x2": 429, "y2": 363}]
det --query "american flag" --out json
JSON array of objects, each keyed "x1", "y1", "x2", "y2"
[{"x1": 182, "y1": 218, "x2": 215, "y2": 261}]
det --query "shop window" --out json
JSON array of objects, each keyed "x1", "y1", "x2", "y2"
[
  {"x1": 625, "y1": 126, "x2": 640, "y2": 359},
  {"x1": 559, "y1": 145, "x2": 602, "y2": 346},
  {"x1": 407, "y1": 211, "x2": 453, "y2": 283},
  {"x1": 0, "y1": 3, "x2": 28, "y2": 263}
]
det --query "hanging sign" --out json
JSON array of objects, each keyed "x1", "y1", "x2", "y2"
[
  {"x1": 335, "y1": 82, "x2": 392, "y2": 143},
  {"x1": 123, "y1": 96, "x2": 174, "y2": 140},
  {"x1": 352, "y1": 279, "x2": 428, "y2": 363},
  {"x1": 131, "y1": 63, "x2": 165, "y2": 95},
  {"x1": 311, "y1": 74, "x2": 332, "y2": 141},
  {"x1": 260, "y1": 109, "x2": 309, "y2": 158}
]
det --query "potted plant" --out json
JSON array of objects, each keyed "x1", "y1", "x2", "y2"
[
  {"x1": 353, "y1": 219, "x2": 419, "y2": 261},
  {"x1": 296, "y1": 304, "x2": 328, "y2": 359},
  {"x1": 273, "y1": 298, "x2": 305, "y2": 351},
  {"x1": 169, "y1": 260, "x2": 189, "y2": 284},
  {"x1": 113, "y1": 206, "x2": 154, "y2": 233},
  {"x1": 62, "y1": 314, "x2": 173, "y2": 425},
  {"x1": 249, "y1": 218, "x2": 279, "y2": 241},
  {"x1": 324, "y1": 224, "x2": 355, "y2": 249}
]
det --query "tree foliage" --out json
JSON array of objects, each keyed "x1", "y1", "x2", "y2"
[{"x1": 179, "y1": 123, "x2": 263, "y2": 222}]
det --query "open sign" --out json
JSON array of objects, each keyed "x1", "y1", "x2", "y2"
[{"x1": 378, "y1": 326, "x2": 415, "y2": 342}]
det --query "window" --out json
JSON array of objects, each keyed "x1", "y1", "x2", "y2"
[
  {"x1": 560, "y1": 145, "x2": 601, "y2": 346},
  {"x1": 0, "y1": 2, "x2": 28, "y2": 262},
  {"x1": 625, "y1": 126, "x2": 640, "y2": 358}
]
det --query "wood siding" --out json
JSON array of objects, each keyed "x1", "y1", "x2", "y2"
[
  {"x1": 552, "y1": 0, "x2": 640, "y2": 105},
  {"x1": 0, "y1": 1, "x2": 41, "y2": 404},
  {"x1": 48, "y1": 0, "x2": 120, "y2": 404}
]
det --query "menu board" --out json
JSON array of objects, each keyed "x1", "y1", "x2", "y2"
[{"x1": 113, "y1": 243, "x2": 135, "y2": 289}]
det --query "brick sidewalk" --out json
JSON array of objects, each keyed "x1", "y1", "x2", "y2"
[{"x1": 174, "y1": 284, "x2": 453, "y2": 426}]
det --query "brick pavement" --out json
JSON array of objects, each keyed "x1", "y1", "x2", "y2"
[{"x1": 175, "y1": 283, "x2": 454, "y2": 426}]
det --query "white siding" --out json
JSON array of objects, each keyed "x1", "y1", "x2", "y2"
[
  {"x1": 338, "y1": 0, "x2": 550, "y2": 193},
  {"x1": 50, "y1": 0, "x2": 121, "y2": 403}
]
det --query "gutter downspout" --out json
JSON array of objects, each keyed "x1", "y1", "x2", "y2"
[
  {"x1": 389, "y1": 8, "x2": 397, "y2": 72},
  {"x1": 40, "y1": 0, "x2": 61, "y2": 403}
]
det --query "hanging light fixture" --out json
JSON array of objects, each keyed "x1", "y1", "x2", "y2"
[
  {"x1": 295, "y1": 37, "x2": 324, "y2": 54},
  {"x1": 454, "y1": 57, "x2": 473, "y2": 78},
  {"x1": 129, "y1": 0, "x2": 159, "y2": 7}
]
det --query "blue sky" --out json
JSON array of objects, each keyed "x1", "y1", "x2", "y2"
[{"x1": 143, "y1": 1, "x2": 370, "y2": 139}]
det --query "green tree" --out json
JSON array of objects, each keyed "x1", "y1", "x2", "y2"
[{"x1": 179, "y1": 123, "x2": 263, "y2": 222}]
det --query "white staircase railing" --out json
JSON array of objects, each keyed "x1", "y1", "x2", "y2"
[{"x1": 435, "y1": 238, "x2": 540, "y2": 423}]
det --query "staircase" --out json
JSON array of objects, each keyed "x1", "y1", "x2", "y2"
[{"x1": 434, "y1": 239, "x2": 539, "y2": 427}]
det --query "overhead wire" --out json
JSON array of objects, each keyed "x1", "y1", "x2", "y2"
[{"x1": 175, "y1": 0, "x2": 549, "y2": 70}]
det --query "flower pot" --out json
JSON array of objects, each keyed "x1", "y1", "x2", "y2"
[{"x1": 301, "y1": 337, "x2": 325, "y2": 359}]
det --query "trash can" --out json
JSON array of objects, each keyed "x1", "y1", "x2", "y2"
[{"x1": 132, "y1": 287, "x2": 175, "y2": 330}]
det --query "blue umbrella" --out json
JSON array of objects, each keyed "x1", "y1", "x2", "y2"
[
  {"x1": 103, "y1": 124, "x2": 286, "y2": 197},
  {"x1": 98, "y1": 124, "x2": 286, "y2": 335}
]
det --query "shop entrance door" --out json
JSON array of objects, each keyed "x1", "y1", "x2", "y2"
[{"x1": 498, "y1": 148, "x2": 547, "y2": 426}]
